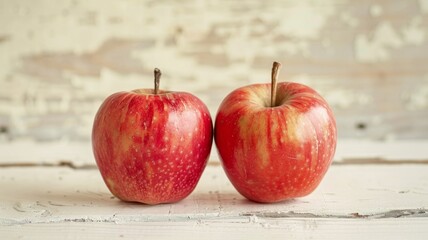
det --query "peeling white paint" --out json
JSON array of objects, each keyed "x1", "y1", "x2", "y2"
[
  {"x1": 356, "y1": 16, "x2": 426, "y2": 63},
  {"x1": 370, "y1": 4, "x2": 384, "y2": 17},
  {"x1": 404, "y1": 78, "x2": 428, "y2": 110},
  {"x1": 0, "y1": 0, "x2": 427, "y2": 140},
  {"x1": 340, "y1": 13, "x2": 359, "y2": 27},
  {"x1": 323, "y1": 89, "x2": 372, "y2": 109},
  {"x1": 402, "y1": 17, "x2": 426, "y2": 45},
  {"x1": 355, "y1": 22, "x2": 403, "y2": 62},
  {"x1": 275, "y1": 2, "x2": 335, "y2": 39},
  {"x1": 279, "y1": 41, "x2": 310, "y2": 56},
  {"x1": 419, "y1": 0, "x2": 428, "y2": 13}
]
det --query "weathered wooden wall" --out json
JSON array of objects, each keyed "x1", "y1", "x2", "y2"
[{"x1": 1, "y1": 0, "x2": 428, "y2": 141}]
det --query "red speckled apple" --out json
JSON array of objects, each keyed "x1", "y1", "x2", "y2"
[
  {"x1": 214, "y1": 62, "x2": 337, "y2": 203},
  {"x1": 92, "y1": 69, "x2": 213, "y2": 205}
]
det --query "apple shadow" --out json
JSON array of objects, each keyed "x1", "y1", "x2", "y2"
[
  {"x1": 2, "y1": 170, "x2": 304, "y2": 218},
  {"x1": 188, "y1": 191, "x2": 300, "y2": 208}
]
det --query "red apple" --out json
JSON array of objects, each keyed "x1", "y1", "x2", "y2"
[
  {"x1": 92, "y1": 69, "x2": 213, "y2": 205},
  {"x1": 214, "y1": 62, "x2": 337, "y2": 203}
]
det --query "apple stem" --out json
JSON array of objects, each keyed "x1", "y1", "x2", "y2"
[
  {"x1": 271, "y1": 61, "x2": 281, "y2": 107},
  {"x1": 154, "y1": 68, "x2": 161, "y2": 94}
]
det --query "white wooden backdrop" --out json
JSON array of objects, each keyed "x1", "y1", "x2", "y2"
[{"x1": 0, "y1": 0, "x2": 428, "y2": 141}]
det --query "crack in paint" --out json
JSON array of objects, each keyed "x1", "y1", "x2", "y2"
[
  {"x1": 1, "y1": 208, "x2": 427, "y2": 227},
  {"x1": 336, "y1": 158, "x2": 428, "y2": 165},
  {"x1": 0, "y1": 161, "x2": 97, "y2": 170},
  {"x1": 241, "y1": 209, "x2": 428, "y2": 219},
  {"x1": 1, "y1": 157, "x2": 428, "y2": 170}
]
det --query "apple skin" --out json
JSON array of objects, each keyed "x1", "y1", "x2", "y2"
[
  {"x1": 92, "y1": 89, "x2": 212, "y2": 205},
  {"x1": 214, "y1": 82, "x2": 337, "y2": 203}
]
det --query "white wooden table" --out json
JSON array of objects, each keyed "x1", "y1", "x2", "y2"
[{"x1": 1, "y1": 140, "x2": 428, "y2": 239}]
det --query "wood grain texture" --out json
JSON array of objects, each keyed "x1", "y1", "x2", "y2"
[
  {"x1": 1, "y1": 141, "x2": 428, "y2": 238},
  {"x1": 1, "y1": 140, "x2": 427, "y2": 166},
  {"x1": 0, "y1": 0, "x2": 428, "y2": 141},
  {"x1": 1, "y1": 164, "x2": 428, "y2": 239},
  {"x1": 2, "y1": 219, "x2": 428, "y2": 240}
]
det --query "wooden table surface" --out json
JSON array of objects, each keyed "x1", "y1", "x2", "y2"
[{"x1": 1, "y1": 140, "x2": 428, "y2": 239}]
